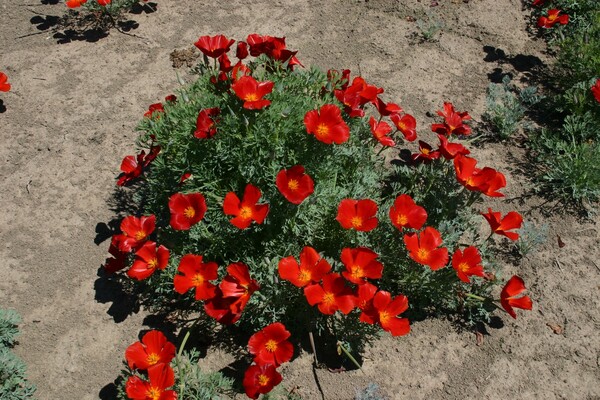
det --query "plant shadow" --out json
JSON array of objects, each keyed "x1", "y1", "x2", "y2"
[
  {"x1": 0, "y1": 100, "x2": 6, "y2": 114},
  {"x1": 483, "y1": 45, "x2": 544, "y2": 84}
]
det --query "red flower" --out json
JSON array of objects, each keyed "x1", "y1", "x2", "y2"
[
  {"x1": 437, "y1": 102, "x2": 471, "y2": 122},
  {"x1": 304, "y1": 104, "x2": 350, "y2": 144},
  {"x1": 437, "y1": 134, "x2": 470, "y2": 160},
  {"x1": 117, "y1": 151, "x2": 145, "y2": 186},
  {"x1": 356, "y1": 282, "x2": 377, "y2": 312},
  {"x1": 179, "y1": 172, "x2": 192, "y2": 184},
  {"x1": 340, "y1": 247, "x2": 383, "y2": 285},
  {"x1": 117, "y1": 215, "x2": 156, "y2": 252},
  {"x1": 242, "y1": 364, "x2": 282, "y2": 400},
  {"x1": 334, "y1": 76, "x2": 382, "y2": 117},
  {"x1": 144, "y1": 102, "x2": 164, "y2": 118},
  {"x1": 127, "y1": 241, "x2": 170, "y2": 280},
  {"x1": 431, "y1": 102, "x2": 472, "y2": 136},
  {"x1": 194, "y1": 107, "x2": 221, "y2": 139},
  {"x1": 223, "y1": 184, "x2": 269, "y2": 229},
  {"x1": 537, "y1": 9, "x2": 569, "y2": 28},
  {"x1": 591, "y1": 79, "x2": 600, "y2": 103},
  {"x1": 169, "y1": 193, "x2": 207, "y2": 230},
  {"x1": 500, "y1": 275, "x2": 533, "y2": 319},
  {"x1": 411, "y1": 141, "x2": 440, "y2": 162},
  {"x1": 232, "y1": 61, "x2": 251, "y2": 82},
  {"x1": 390, "y1": 113, "x2": 417, "y2": 141},
  {"x1": 451, "y1": 246, "x2": 485, "y2": 283},
  {"x1": 374, "y1": 98, "x2": 403, "y2": 117},
  {"x1": 532, "y1": 0, "x2": 547, "y2": 6},
  {"x1": 236, "y1": 41, "x2": 249, "y2": 59},
  {"x1": 481, "y1": 208, "x2": 523, "y2": 241},
  {"x1": 194, "y1": 34, "x2": 235, "y2": 58},
  {"x1": 65, "y1": 0, "x2": 87, "y2": 7},
  {"x1": 360, "y1": 291, "x2": 410, "y2": 336},
  {"x1": 275, "y1": 165, "x2": 314, "y2": 204},
  {"x1": 231, "y1": 75, "x2": 274, "y2": 110},
  {"x1": 97, "y1": 0, "x2": 111, "y2": 5},
  {"x1": 454, "y1": 156, "x2": 506, "y2": 197},
  {"x1": 278, "y1": 246, "x2": 331, "y2": 287},
  {"x1": 0, "y1": 72, "x2": 11, "y2": 92},
  {"x1": 369, "y1": 117, "x2": 395, "y2": 146},
  {"x1": 336, "y1": 199, "x2": 378, "y2": 232},
  {"x1": 388, "y1": 194, "x2": 427, "y2": 231},
  {"x1": 218, "y1": 53, "x2": 233, "y2": 73},
  {"x1": 125, "y1": 363, "x2": 177, "y2": 400},
  {"x1": 246, "y1": 34, "x2": 302, "y2": 67},
  {"x1": 403, "y1": 227, "x2": 449, "y2": 270},
  {"x1": 173, "y1": 254, "x2": 218, "y2": 300},
  {"x1": 104, "y1": 238, "x2": 128, "y2": 274},
  {"x1": 248, "y1": 322, "x2": 293, "y2": 367},
  {"x1": 304, "y1": 273, "x2": 355, "y2": 315},
  {"x1": 125, "y1": 330, "x2": 176, "y2": 371}
]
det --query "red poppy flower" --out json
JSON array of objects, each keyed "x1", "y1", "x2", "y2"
[
  {"x1": 389, "y1": 194, "x2": 427, "y2": 231},
  {"x1": 336, "y1": 199, "x2": 378, "y2": 232},
  {"x1": 451, "y1": 246, "x2": 485, "y2": 283},
  {"x1": 236, "y1": 41, "x2": 249, "y2": 59},
  {"x1": 437, "y1": 134, "x2": 470, "y2": 160},
  {"x1": 0, "y1": 72, "x2": 11, "y2": 92},
  {"x1": 591, "y1": 79, "x2": 600, "y2": 103},
  {"x1": 143, "y1": 144, "x2": 161, "y2": 166},
  {"x1": 356, "y1": 282, "x2": 377, "y2": 313},
  {"x1": 477, "y1": 168, "x2": 507, "y2": 198},
  {"x1": 144, "y1": 102, "x2": 164, "y2": 118},
  {"x1": 431, "y1": 103, "x2": 472, "y2": 136},
  {"x1": 454, "y1": 156, "x2": 506, "y2": 197},
  {"x1": 304, "y1": 104, "x2": 350, "y2": 144},
  {"x1": 390, "y1": 113, "x2": 417, "y2": 142},
  {"x1": 374, "y1": 98, "x2": 403, "y2": 117},
  {"x1": 104, "y1": 238, "x2": 128, "y2": 274},
  {"x1": 223, "y1": 184, "x2": 269, "y2": 229},
  {"x1": 164, "y1": 94, "x2": 177, "y2": 103},
  {"x1": 179, "y1": 172, "x2": 192, "y2": 184},
  {"x1": 246, "y1": 34, "x2": 302, "y2": 67},
  {"x1": 537, "y1": 9, "x2": 569, "y2": 28},
  {"x1": 340, "y1": 247, "x2": 383, "y2": 285},
  {"x1": 127, "y1": 241, "x2": 170, "y2": 281},
  {"x1": 194, "y1": 107, "x2": 221, "y2": 139},
  {"x1": 118, "y1": 215, "x2": 156, "y2": 252},
  {"x1": 278, "y1": 246, "x2": 331, "y2": 287},
  {"x1": 481, "y1": 208, "x2": 523, "y2": 241},
  {"x1": 194, "y1": 34, "x2": 235, "y2": 58},
  {"x1": 532, "y1": 0, "x2": 547, "y2": 6},
  {"x1": 369, "y1": 117, "x2": 395, "y2": 147},
  {"x1": 97, "y1": 0, "x2": 111, "y2": 5},
  {"x1": 360, "y1": 291, "x2": 410, "y2": 337},
  {"x1": 247, "y1": 322, "x2": 293, "y2": 367},
  {"x1": 125, "y1": 330, "x2": 176, "y2": 371},
  {"x1": 500, "y1": 275, "x2": 533, "y2": 319},
  {"x1": 125, "y1": 363, "x2": 177, "y2": 400},
  {"x1": 65, "y1": 0, "x2": 87, "y2": 7},
  {"x1": 168, "y1": 192, "x2": 207, "y2": 231},
  {"x1": 411, "y1": 141, "x2": 440, "y2": 162},
  {"x1": 437, "y1": 102, "x2": 471, "y2": 122},
  {"x1": 403, "y1": 227, "x2": 449, "y2": 270},
  {"x1": 304, "y1": 273, "x2": 355, "y2": 315},
  {"x1": 117, "y1": 151, "x2": 145, "y2": 186},
  {"x1": 173, "y1": 254, "x2": 218, "y2": 300},
  {"x1": 242, "y1": 363, "x2": 282, "y2": 400},
  {"x1": 231, "y1": 75, "x2": 274, "y2": 110},
  {"x1": 217, "y1": 53, "x2": 233, "y2": 73},
  {"x1": 232, "y1": 61, "x2": 251, "y2": 82},
  {"x1": 275, "y1": 165, "x2": 314, "y2": 204}
]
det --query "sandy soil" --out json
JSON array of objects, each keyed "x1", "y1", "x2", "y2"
[{"x1": 1, "y1": 0, "x2": 599, "y2": 399}]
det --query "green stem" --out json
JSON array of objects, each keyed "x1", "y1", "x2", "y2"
[
  {"x1": 336, "y1": 341, "x2": 363, "y2": 373},
  {"x1": 175, "y1": 320, "x2": 197, "y2": 397},
  {"x1": 465, "y1": 292, "x2": 487, "y2": 302}
]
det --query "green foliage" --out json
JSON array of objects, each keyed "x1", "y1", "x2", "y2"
[
  {"x1": 0, "y1": 310, "x2": 35, "y2": 400},
  {"x1": 416, "y1": 11, "x2": 444, "y2": 42},
  {"x1": 355, "y1": 383, "x2": 388, "y2": 400},
  {"x1": 514, "y1": 221, "x2": 548, "y2": 258},
  {"x1": 173, "y1": 350, "x2": 234, "y2": 400}
]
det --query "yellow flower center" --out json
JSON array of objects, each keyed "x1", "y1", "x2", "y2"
[
  {"x1": 265, "y1": 339, "x2": 278, "y2": 352},
  {"x1": 458, "y1": 262, "x2": 470, "y2": 273},
  {"x1": 147, "y1": 258, "x2": 158, "y2": 270},
  {"x1": 416, "y1": 248, "x2": 430, "y2": 262},
  {"x1": 548, "y1": 14, "x2": 558, "y2": 22},
  {"x1": 379, "y1": 310, "x2": 390, "y2": 324},
  {"x1": 287, "y1": 179, "x2": 299, "y2": 191},
  {"x1": 240, "y1": 206, "x2": 253, "y2": 220},
  {"x1": 315, "y1": 123, "x2": 330, "y2": 139},
  {"x1": 351, "y1": 266, "x2": 364, "y2": 280},
  {"x1": 298, "y1": 269, "x2": 311, "y2": 284},
  {"x1": 245, "y1": 93, "x2": 259, "y2": 102},
  {"x1": 191, "y1": 273, "x2": 205, "y2": 286},
  {"x1": 146, "y1": 387, "x2": 161, "y2": 400},
  {"x1": 421, "y1": 148, "x2": 430, "y2": 155},
  {"x1": 134, "y1": 230, "x2": 147, "y2": 241},
  {"x1": 397, "y1": 122, "x2": 406, "y2": 131},
  {"x1": 351, "y1": 216, "x2": 363, "y2": 229},
  {"x1": 146, "y1": 352, "x2": 160, "y2": 366},
  {"x1": 258, "y1": 374, "x2": 270, "y2": 387},
  {"x1": 184, "y1": 206, "x2": 196, "y2": 219},
  {"x1": 397, "y1": 214, "x2": 408, "y2": 226},
  {"x1": 322, "y1": 292, "x2": 335, "y2": 305}
]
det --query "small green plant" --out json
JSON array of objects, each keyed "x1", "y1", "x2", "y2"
[
  {"x1": 60, "y1": 0, "x2": 155, "y2": 34},
  {"x1": 355, "y1": 383, "x2": 388, "y2": 400},
  {"x1": 416, "y1": 11, "x2": 444, "y2": 42},
  {"x1": 0, "y1": 309, "x2": 36, "y2": 400},
  {"x1": 514, "y1": 221, "x2": 548, "y2": 257}
]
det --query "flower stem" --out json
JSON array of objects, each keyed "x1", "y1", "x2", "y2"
[
  {"x1": 465, "y1": 292, "x2": 487, "y2": 302},
  {"x1": 336, "y1": 341, "x2": 363, "y2": 373}
]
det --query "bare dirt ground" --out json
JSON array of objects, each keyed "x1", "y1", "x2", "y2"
[{"x1": 1, "y1": 0, "x2": 599, "y2": 399}]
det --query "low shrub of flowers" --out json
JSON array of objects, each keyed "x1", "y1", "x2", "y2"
[
  {"x1": 60, "y1": 0, "x2": 156, "y2": 33},
  {"x1": 105, "y1": 34, "x2": 533, "y2": 398}
]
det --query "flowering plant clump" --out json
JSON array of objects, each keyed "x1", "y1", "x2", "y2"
[
  {"x1": 106, "y1": 34, "x2": 533, "y2": 397},
  {"x1": 60, "y1": 0, "x2": 156, "y2": 33}
]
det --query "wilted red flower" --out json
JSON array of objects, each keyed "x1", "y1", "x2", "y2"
[
  {"x1": 218, "y1": 53, "x2": 233, "y2": 73},
  {"x1": 500, "y1": 275, "x2": 533, "y2": 319},
  {"x1": 104, "y1": 238, "x2": 128, "y2": 274},
  {"x1": 118, "y1": 215, "x2": 156, "y2": 252},
  {"x1": 127, "y1": 241, "x2": 170, "y2": 280},
  {"x1": 532, "y1": 0, "x2": 547, "y2": 6},
  {"x1": 389, "y1": 194, "x2": 427, "y2": 231},
  {"x1": 437, "y1": 134, "x2": 470, "y2": 160},
  {"x1": 369, "y1": 116, "x2": 395, "y2": 146},
  {"x1": 125, "y1": 330, "x2": 176, "y2": 371},
  {"x1": 173, "y1": 254, "x2": 218, "y2": 300},
  {"x1": 0, "y1": 72, "x2": 11, "y2": 92},
  {"x1": 125, "y1": 363, "x2": 177, "y2": 400},
  {"x1": 340, "y1": 247, "x2": 383, "y2": 285},
  {"x1": 248, "y1": 322, "x2": 293, "y2": 367},
  {"x1": 336, "y1": 199, "x2": 378, "y2": 232},
  {"x1": 168, "y1": 192, "x2": 207, "y2": 230},
  {"x1": 537, "y1": 9, "x2": 569, "y2": 28},
  {"x1": 403, "y1": 227, "x2": 449, "y2": 270},
  {"x1": 231, "y1": 75, "x2": 274, "y2": 110},
  {"x1": 65, "y1": 0, "x2": 87, "y2": 8},
  {"x1": 360, "y1": 291, "x2": 410, "y2": 336},
  {"x1": 304, "y1": 104, "x2": 350, "y2": 144},
  {"x1": 454, "y1": 155, "x2": 506, "y2": 197},
  {"x1": 412, "y1": 141, "x2": 440, "y2": 162},
  {"x1": 164, "y1": 94, "x2": 177, "y2": 103},
  {"x1": 97, "y1": 0, "x2": 111, "y2": 5},
  {"x1": 304, "y1": 273, "x2": 355, "y2": 315},
  {"x1": 278, "y1": 246, "x2": 331, "y2": 287},
  {"x1": 275, "y1": 165, "x2": 314, "y2": 204},
  {"x1": 451, "y1": 246, "x2": 485, "y2": 283},
  {"x1": 390, "y1": 113, "x2": 417, "y2": 142},
  {"x1": 144, "y1": 102, "x2": 164, "y2": 118},
  {"x1": 243, "y1": 364, "x2": 282, "y2": 400},
  {"x1": 117, "y1": 151, "x2": 145, "y2": 186},
  {"x1": 246, "y1": 34, "x2": 302, "y2": 67},
  {"x1": 374, "y1": 98, "x2": 403, "y2": 117},
  {"x1": 236, "y1": 41, "x2": 249, "y2": 59},
  {"x1": 223, "y1": 183, "x2": 269, "y2": 229},
  {"x1": 481, "y1": 208, "x2": 523, "y2": 241},
  {"x1": 194, "y1": 34, "x2": 235, "y2": 58},
  {"x1": 591, "y1": 79, "x2": 600, "y2": 103},
  {"x1": 194, "y1": 107, "x2": 221, "y2": 139},
  {"x1": 232, "y1": 61, "x2": 251, "y2": 82}
]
